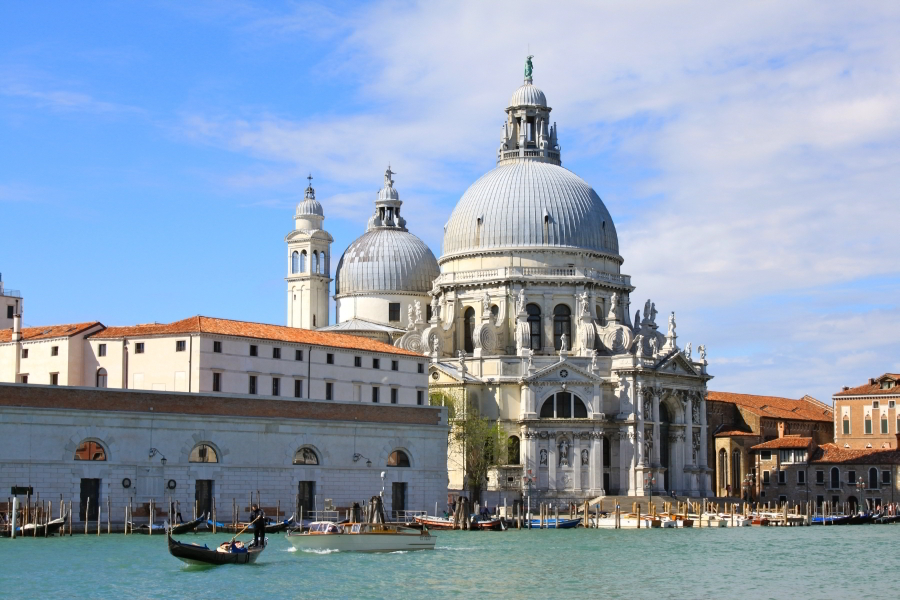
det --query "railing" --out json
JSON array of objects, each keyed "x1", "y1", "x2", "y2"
[
  {"x1": 1, "y1": 288, "x2": 21, "y2": 298},
  {"x1": 390, "y1": 510, "x2": 426, "y2": 522},
  {"x1": 436, "y1": 266, "x2": 630, "y2": 287},
  {"x1": 498, "y1": 149, "x2": 562, "y2": 165},
  {"x1": 303, "y1": 510, "x2": 339, "y2": 522}
]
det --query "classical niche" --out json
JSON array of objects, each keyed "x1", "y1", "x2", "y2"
[{"x1": 473, "y1": 322, "x2": 497, "y2": 354}]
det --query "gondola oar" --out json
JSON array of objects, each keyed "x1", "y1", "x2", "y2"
[{"x1": 230, "y1": 515, "x2": 261, "y2": 544}]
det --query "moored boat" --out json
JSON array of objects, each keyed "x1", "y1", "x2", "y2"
[
  {"x1": 526, "y1": 517, "x2": 581, "y2": 529},
  {"x1": 170, "y1": 513, "x2": 207, "y2": 535},
  {"x1": 0, "y1": 515, "x2": 67, "y2": 537},
  {"x1": 413, "y1": 515, "x2": 456, "y2": 530},
  {"x1": 167, "y1": 532, "x2": 265, "y2": 565},
  {"x1": 286, "y1": 521, "x2": 436, "y2": 552}
]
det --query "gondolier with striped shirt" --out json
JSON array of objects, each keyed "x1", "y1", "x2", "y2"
[{"x1": 250, "y1": 504, "x2": 266, "y2": 548}]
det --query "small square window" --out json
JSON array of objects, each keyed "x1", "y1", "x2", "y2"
[
  {"x1": 98, "y1": 343, "x2": 107, "y2": 357},
  {"x1": 249, "y1": 345, "x2": 258, "y2": 357},
  {"x1": 388, "y1": 303, "x2": 400, "y2": 322},
  {"x1": 21, "y1": 348, "x2": 28, "y2": 359},
  {"x1": 175, "y1": 340, "x2": 186, "y2": 352},
  {"x1": 212, "y1": 372, "x2": 221, "y2": 392},
  {"x1": 760, "y1": 450, "x2": 771, "y2": 461},
  {"x1": 272, "y1": 377, "x2": 280, "y2": 396},
  {"x1": 391, "y1": 388, "x2": 398, "y2": 404},
  {"x1": 392, "y1": 360, "x2": 398, "y2": 372},
  {"x1": 373, "y1": 358, "x2": 380, "y2": 370},
  {"x1": 354, "y1": 356, "x2": 362, "y2": 368},
  {"x1": 51, "y1": 346, "x2": 59, "y2": 356},
  {"x1": 273, "y1": 347, "x2": 281, "y2": 359},
  {"x1": 418, "y1": 363, "x2": 424, "y2": 374},
  {"x1": 372, "y1": 387, "x2": 379, "y2": 403},
  {"x1": 135, "y1": 343, "x2": 144, "y2": 354},
  {"x1": 325, "y1": 382, "x2": 333, "y2": 401},
  {"x1": 295, "y1": 349, "x2": 303, "y2": 361},
  {"x1": 20, "y1": 375, "x2": 28, "y2": 384},
  {"x1": 816, "y1": 470, "x2": 824, "y2": 484},
  {"x1": 50, "y1": 373, "x2": 59, "y2": 386},
  {"x1": 294, "y1": 379, "x2": 303, "y2": 398},
  {"x1": 326, "y1": 353, "x2": 334, "y2": 365},
  {"x1": 883, "y1": 470, "x2": 892, "y2": 484},
  {"x1": 890, "y1": 400, "x2": 896, "y2": 408},
  {"x1": 213, "y1": 341, "x2": 222, "y2": 353},
  {"x1": 873, "y1": 401, "x2": 880, "y2": 409},
  {"x1": 249, "y1": 375, "x2": 257, "y2": 395},
  {"x1": 417, "y1": 390, "x2": 424, "y2": 406}
]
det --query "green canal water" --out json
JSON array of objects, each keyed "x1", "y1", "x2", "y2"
[{"x1": 1, "y1": 526, "x2": 896, "y2": 599}]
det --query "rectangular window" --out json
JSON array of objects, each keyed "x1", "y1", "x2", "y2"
[
  {"x1": 273, "y1": 347, "x2": 281, "y2": 359},
  {"x1": 760, "y1": 450, "x2": 771, "y2": 461},
  {"x1": 865, "y1": 419, "x2": 872, "y2": 434},
  {"x1": 50, "y1": 373, "x2": 59, "y2": 386},
  {"x1": 417, "y1": 390, "x2": 424, "y2": 405},
  {"x1": 873, "y1": 400, "x2": 880, "y2": 409},
  {"x1": 98, "y1": 343, "x2": 106, "y2": 357},
  {"x1": 326, "y1": 353, "x2": 334, "y2": 364},
  {"x1": 325, "y1": 382, "x2": 333, "y2": 401},
  {"x1": 6, "y1": 305, "x2": 12, "y2": 319},
  {"x1": 883, "y1": 470, "x2": 891, "y2": 485},
  {"x1": 373, "y1": 358, "x2": 380, "y2": 369},
  {"x1": 778, "y1": 495, "x2": 787, "y2": 504},
  {"x1": 272, "y1": 377, "x2": 280, "y2": 396},
  {"x1": 418, "y1": 363, "x2": 424, "y2": 374},
  {"x1": 426, "y1": 304, "x2": 433, "y2": 321},
  {"x1": 778, "y1": 470, "x2": 786, "y2": 484},
  {"x1": 212, "y1": 372, "x2": 221, "y2": 392},
  {"x1": 816, "y1": 495, "x2": 824, "y2": 508},
  {"x1": 762, "y1": 471, "x2": 770, "y2": 484},
  {"x1": 51, "y1": 346, "x2": 59, "y2": 356},
  {"x1": 882, "y1": 418, "x2": 889, "y2": 434},
  {"x1": 388, "y1": 303, "x2": 401, "y2": 322},
  {"x1": 294, "y1": 379, "x2": 303, "y2": 398},
  {"x1": 391, "y1": 388, "x2": 398, "y2": 404},
  {"x1": 295, "y1": 349, "x2": 303, "y2": 361},
  {"x1": 354, "y1": 356, "x2": 362, "y2": 367},
  {"x1": 847, "y1": 470, "x2": 856, "y2": 484},
  {"x1": 21, "y1": 348, "x2": 28, "y2": 359},
  {"x1": 249, "y1": 345, "x2": 258, "y2": 357},
  {"x1": 20, "y1": 375, "x2": 28, "y2": 384},
  {"x1": 249, "y1": 375, "x2": 257, "y2": 395},
  {"x1": 816, "y1": 470, "x2": 824, "y2": 484},
  {"x1": 213, "y1": 341, "x2": 222, "y2": 353},
  {"x1": 392, "y1": 360, "x2": 398, "y2": 372},
  {"x1": 798, "y1": 470, "x2": 805, "y2": 484},
  {"x1": 372, "y1": 387, "x2": 379, "y2": 403},
  {"x1": 175, "y1": 340, "x2": 186, "y2": 352},
  {"x1": 843, "y1": 419, "x2": 850, "y2": 435},
  {"x1": 890, "y1": 400, "x2": 896, "y2": 408},
  {"x1": 135, "y1": 343, "x2": 144, "y2": 354}
]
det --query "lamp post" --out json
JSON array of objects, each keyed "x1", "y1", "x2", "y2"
[
  {"x1": 856, "y1": 477, "x2": 866, "y2": 514},
  {"x1": 644, "y1": 474, "x2": 656, "y2": 510},
  {"x1": 352, "y1": 453, "x2": 372, "y2": 468}
]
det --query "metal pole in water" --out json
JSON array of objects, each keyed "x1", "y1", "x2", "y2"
[
  {"x1": 11, "y1": 497, "x2": 17, "y2": 539},
  {"x1": 149, "y1": 499, "x2": 153, "y2": 536},
  {"x1": 84, "y1": 497, "x2": 89, "y2": 535},
  {"x1": 107, "y1": 497, "x2": 111, "y2": 534},
  {"x1": 213, "y1": 498, "x2": 217, "y2": 534}
]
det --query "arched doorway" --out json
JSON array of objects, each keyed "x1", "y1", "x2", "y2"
[
  {"x1": 847, "y1": 496, "x2": 858, "y2": 512},
  {"x1": 659, "y1": 403, "x2": 671, "y2": 491}
]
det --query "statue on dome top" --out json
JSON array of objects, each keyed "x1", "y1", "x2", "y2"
[
  {"x1": 384, "y1": 166, "x2": 395, "y2": 188},
  {"x1": 525, "y1": 55, "x2": 534, "y2": 80}
]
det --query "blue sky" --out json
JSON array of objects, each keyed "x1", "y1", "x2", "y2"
[{"x1": 2, "y1": 1, "x2": 899, "y2": 402}]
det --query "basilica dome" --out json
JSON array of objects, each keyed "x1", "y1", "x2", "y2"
[
  {"x1": 509, "y1": 82, "x2": 547, "y2": 108},
  {"x1": 441, "y1": 160, "x2": 619, "y2": 258}
]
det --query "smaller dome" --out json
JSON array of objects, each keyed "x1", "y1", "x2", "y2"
[
  {"x1": 296, "y1": 184, "x2": 324, "y2": 217},
  {"x1": 509, "y1": 82, "x2": 547, "y2": 108}
]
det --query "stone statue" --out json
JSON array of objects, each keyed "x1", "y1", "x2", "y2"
[
  {"x1": 430, "y1": 294, "x2": 439, "y2": 321},
  {"x1": 649, "y1": 302, "x2": 658, "y2": 325},
  {"x1": 527, "y1": 352, "x2": 534, "y2": 371},
  {"x1": 590, "y1": 349, "x2": 598, "y2": 371},
  {"x1": 559, "y1": 438, "x2": 569, "y2": 467},
  {"x1": 581, "y1": 449, "x2": 589, "y2": 466},
  {"x1": 668, "y1": 312, "x2": 676, "y2": 337},
  {"x1": 525, "y1": 55, "x2": 534, "y2": 79},
  {"x1": 634, "y1": 310, "x2": 641, "y2": 331},
  {"x1": 482, "y1": 292, "x2": 491, "y2": 314},
  {"x1": 457, "y1": 350, "x2": 466, "y2": 374},
  {"x1": 415, "y1": 300, "x2": 422, "y2": 323},
  {"x1": 684, "y1": 342, "x2": 692, "y2": 360},
  {"x1": 649, "y1": 337, "x2": 658, "y2": 357},
  {"x1": 578, "y1": 291, "x2": 589, "y2": 317},
  {"x1": 539, "y1": 448, "x2": 547, "y2": 466},
  {"x1": 609, "y1": 292, "x2": 619, "y2": 316},
  {"x1": 407, "y1": 304, "x2": 415, "y2": 328},
  {"x1": 384, "y1": 166, "x2": 394, "y2": 187},
  {"x1": 633, "y1": 334, "x2": 644, "y2": 357},
  {"x1": 516, "y1": 288, "x2": 526, "y2": 315},
  {"x1": 559, "y1": 333, "x2": 568, "y2": 353},
  {"x1": 698, "y1": 344, "x2": 707, "y2": 360},
  {"x1": 643, "y1": 299, "x2": 651, "y2": 322},
  {"x1": 431, "y1": 335, "x2": 440, "y2": 355}
]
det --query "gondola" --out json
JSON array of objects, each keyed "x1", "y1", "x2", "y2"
[
  {"x1": 0, "y1": 514, "x2": 67, "y2": 537},
  {"x1": 170, "y1": 513, "x2": 208, "y2": 535},
  {"x1": 207, "y1": 515, "x2": 294, "y2": 534},
  {"x1": 131, "y1": 522, "x2": 168, "y2": 535},
  {"x1": 167, "y1": 532, "x2": 266, "y2": 565}
]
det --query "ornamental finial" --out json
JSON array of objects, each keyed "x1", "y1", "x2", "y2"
[
  {"x1": 384, "y1": 165, "x2": 395, "y2": 188},
  {"x1": 525, "y1": 55, "x2": 534, "y2": 82}
]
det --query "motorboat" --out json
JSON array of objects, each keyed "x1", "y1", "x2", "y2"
[
  {"x1": 471, "y1": 515, "x2": 507, "y2": 531},
  {"x1": 167, "y1": 532, "x2": 265, "y2": 565},
  {"x1": 526, "y1": 517, "x2": 581, "y2": 529},
  {"x1": 697, "y1": 513, "x2": 728, "y2": 527},
  {"x1": 286, "y1": 521, "x2": 437, "y2": 553},
  {"x1": 718, "y1": 513, "x2": 752, "y2": 527},
  {"x1": 413, "y1": 514, "x2": 456, "y2": 530}
]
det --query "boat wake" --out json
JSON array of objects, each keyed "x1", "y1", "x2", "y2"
[{"x1": 300, "y1": 548, "x2": 341, "y2": 555}]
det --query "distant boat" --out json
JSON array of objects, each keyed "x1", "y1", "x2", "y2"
[
  {"x1": 526, "y1": 517, "x2": 581, "y2": 529},
  {"x1": 167, "y1": 532, "x2": 265, "y2": 566},
  {"x1": 207, "y1": 515, "x2": 294, "y2": 534},
  {"x1": 413, "y1": 515, "x2": 456, "y2": 530},
  {"x1": 286, "y1": 521, "x2": 437, "y2": 552},
  {"x1": 169, "y1": 513, "x2": 207, "y2": 535},
  {"x1": 0, "y1": 514, "x2": 67, "y2": 537}
]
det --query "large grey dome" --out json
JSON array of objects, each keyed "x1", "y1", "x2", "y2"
[
  {"x1": 441, "y1": 160, "x2": 619, "y2": 258},
  {"x1": 335, "y1": 228, "x2": 440, "y2": 296}
]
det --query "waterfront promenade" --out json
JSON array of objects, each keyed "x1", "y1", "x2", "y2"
[{"x1": 2, "y1": 525, "x2": 896, "y2": 599}]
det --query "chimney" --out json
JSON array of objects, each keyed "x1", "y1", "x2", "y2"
[
  {"x1": 777, "y1": 421, "x2": 785, "y2": 438},
  {"x1": 11, "y1": 302, "x2": 22, "y2": 342},
  {"x1": 842, "y1": 386, "x2": 849, "y2": 391},
  {"x1": 869, "y1": 378, "x2": 876, "y2": 385}
]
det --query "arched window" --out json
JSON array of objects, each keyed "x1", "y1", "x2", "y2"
[
  {"x1": 189, "y1": 443, "x2": 218, "y2": 463},
  {"x1": 300, "y1": 250, "x2": 307, "y2": 273},
  {"x1": 869, "y1": 467, "x2": 878, "y2": 490},
  {"x1": 526, "y1": 304, "x2": 542, "y2": 350},
  {"x1": 719, "y1": 449, "x2": 727, "y2": 493},
  {"x1": 842, "y1": 416, "x2": 851, "y2": 435},
  {"x1": 553, "y1": 304, "x2": 571, "y2": 351},
  {"x1": 387, "y1": 450, "x2": 410, "y2": 467},
  {"x1": 507, "y1": 436, "x2": 520, "y2": 465},
  {"x1": 293, "y1": 447, "x2": 319, "y2": 465},
  {"x1": 731, "y1": 449, "x2": 741, "y2": 493},
  {"x1": 322, "y1": 252, "x2": 328, "y2": 275},
  {"x1": 96, "y1": 368, "x2": 107, "y2": 389},
  {"x1": 313, "y1": 251, "x2": 319, "y2": 274},
  {"x1": 830, "y1": 467, "x2": 840, "y2": 489},
  {"x1": 490, "y1": 304, "x2": 499, "y2": 323},
  {"x1": 539, "y1": 392, "x2": 588, "y2": 419},
  {"x1": 464, "y1": 307, "x2": 475, "y2": 354},
  {"x1": 74, "y1": 440, "x2": 106, "y2": 461},
  {"x1": 291, "y1": 251, "x2": 299, "y2": 274}
]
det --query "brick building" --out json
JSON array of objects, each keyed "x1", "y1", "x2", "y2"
[{"x1": 833, "y1": 373, "x2": 900, "y2": 450}]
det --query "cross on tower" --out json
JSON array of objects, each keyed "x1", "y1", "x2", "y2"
[{"x1": 307, "y1": 173, "x2": 313, "y2": 186}]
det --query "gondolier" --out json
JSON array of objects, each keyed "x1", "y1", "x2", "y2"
[{"x1": 250, "y1": 504, "x2": 266, "y2": 547}]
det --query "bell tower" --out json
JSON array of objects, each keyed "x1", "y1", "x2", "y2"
[{"x1": 285, "y1": 175, "x2": 333, "y2": 329}]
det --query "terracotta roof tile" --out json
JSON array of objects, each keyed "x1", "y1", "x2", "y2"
[
  {"x1": 707, "y1": 391, "x2": 832, "y2": 422},
  {"x1": 0, "y1": 322, "x2": 103, "y2": 343},
  {"x1": 751, "y1": 437, "x2": 812, "y2": 450},
  {"x1": 714, "y1": 429, "x2": 758, "y2": 438},
  {"x1": 89, "y1": 315, "x2": 421, "y2": 357},
  {"x1": 811, "y1": 443, "x2": 900, "y2": 465},
  {"x1": 834, "y1": 373, "x2": 900, "y2": 397}
]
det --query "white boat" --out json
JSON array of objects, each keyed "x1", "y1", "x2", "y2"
[
  {"x1": 718, "y1": 513, "x2": 752, "y2": 527},
  {"x1": 591, "y1": 514, "x2": 658, "y2": 529},
  {"x1": 697, "y1": 513, "x2": 728, "y2": 527},
  {"x1": 286, "y1": 521, "x2": 437, "y2": 553}
]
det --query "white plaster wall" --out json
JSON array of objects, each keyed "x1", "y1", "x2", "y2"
[{"x1": 335, "y1": 293, "x2": 431, "y2": 328}]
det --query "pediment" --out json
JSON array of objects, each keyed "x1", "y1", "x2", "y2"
[
  {"x1": 428, "y1": 363, "x2": 480, "y2": 385},
  {"x1": 523, "y1": 359, "x2": 601, "y2": 385},
  {"x1": 656, "y1": 352, "x2": 701, "y2": 377}
]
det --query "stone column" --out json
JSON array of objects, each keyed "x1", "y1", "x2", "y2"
[
  {"x1": 542, "y1": 292, "x2": 553, "y2": 354},
  {"x1": 620, "y1": 426, "x2": 634, "y2": 495},
  {"x1": 548, "y1": 434, "x2": 557, "y2": 492},
  {"x1": 521, "y1": 384, "x2": 536, "y2": 420},
  {"x1": 698, "y1": 392, "x2": 711, "y2": 495},
  {"x1": 635, "y1": 383, "x2": 645, "y2": 466},
  {"x1": 573, "y1": 435, "x2": 582, "y2": 492},
  {"x1": 652, "y1": 388, "x2": 661, "y2": 465},
  {"x1": 684, "y1": 392, "x2": 694, "y2": 466}
]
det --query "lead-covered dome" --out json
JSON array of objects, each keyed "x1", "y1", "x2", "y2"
[
  {"x1": 441, "y1": 160, "x2": 619, "y2": 258},
  {"x1": 509, "y1": 82, "x2": 547, "y2": 108}
]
